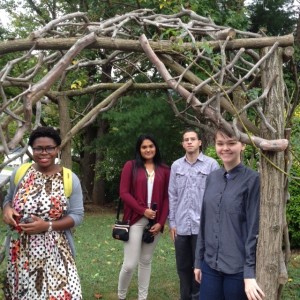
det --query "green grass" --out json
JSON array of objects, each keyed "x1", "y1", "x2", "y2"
[
  {"x1": 0, "y1": 209, "x2": 299, "y2": 299},
  {"x1": 283, "y1": 253, "x2": 300, "y2": 300},
  {"x1": 75, "y1": 208, "x2": 179, "y2": 299}
]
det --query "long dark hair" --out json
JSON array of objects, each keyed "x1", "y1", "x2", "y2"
[{"x1": 134, "y1": 134, "x2": 162, "y2": 168}]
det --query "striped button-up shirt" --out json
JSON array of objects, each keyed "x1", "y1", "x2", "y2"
[{"x1": 168, "y1": 153, "x2": 219, "y2": 235}]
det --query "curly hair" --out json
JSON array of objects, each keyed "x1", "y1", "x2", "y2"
[{"x1": 28, "y1": 126, "x2": 61, "y2": 146}]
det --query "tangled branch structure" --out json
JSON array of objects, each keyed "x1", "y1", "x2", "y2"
[{"x1": 0, "y1": 8, "x2": 294, "y2": 162}]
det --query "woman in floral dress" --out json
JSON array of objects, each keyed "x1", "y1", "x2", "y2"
[{"x1": 3, "y1": 126, "x2": 84, "y2": 300}]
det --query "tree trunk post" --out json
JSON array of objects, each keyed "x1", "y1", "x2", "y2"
[
  {"x1": 58, "y1": 95, "x2": 72, "y2": 168},
  {"x1": 257, "y1": 47, "x2": 286, "y2": 299},
  {"x1": 80, "y1": 125, "x2": 97, "y2": 203},
  {"x1": 92, "y1": 118, "x2": 109, "y2": 205}
]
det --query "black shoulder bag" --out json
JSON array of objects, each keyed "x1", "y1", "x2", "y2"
[{"x1": 112, "y1": 198, "x2": 130, "y2": 242}]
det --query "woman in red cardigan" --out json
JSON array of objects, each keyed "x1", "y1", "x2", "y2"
[{"x1": 117, "y1": 134, "x2": 170, "y2": 300}]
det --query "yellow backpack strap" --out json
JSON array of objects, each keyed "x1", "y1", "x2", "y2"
[
  {"x1": 14, "y1": 162, "x2": 33, "y2": 185},
  {"x1": 63, "y1": 167, "x2": 72, "y2": 198},
  {"x1": 14, "y1": 163, "x2": 72, "y2": 198}
]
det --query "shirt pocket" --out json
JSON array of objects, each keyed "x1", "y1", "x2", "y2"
[
  {"x1": 175, "y1": 172, "x2": 187, "y2": 189},
  {"x1": 193, "y1": 171, "x2": 209, "y2": 189}
]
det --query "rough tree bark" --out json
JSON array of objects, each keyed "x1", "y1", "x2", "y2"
[
  {"x1": 90, "y1": 62, "x2": 113, "y2": 205},
  {"x1": 57, "y1": 95, "x2": 72, "y2": 168},
  {"x1": 92, "y1": 118, "x2": 109, "y2": 205},
  {"x1": 257, "y1": 47, "x2": 287, "y2": 300},
  {"x1": 0, "y1": 34, "x2": 294, "y2": 55},
  {"x1": 80, "y1": 125, "x2": 97, "y2": 203},
  {"x1": 295, "y1": 11, "x2": 300, "y2": 46}
]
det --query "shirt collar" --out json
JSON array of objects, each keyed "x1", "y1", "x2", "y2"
[
  {"x1": 184, "y1": 152, "x2": 203, "y2": 164},
  {"x1": 223, "y1": 163, "x2": 243, "y2": 180}
]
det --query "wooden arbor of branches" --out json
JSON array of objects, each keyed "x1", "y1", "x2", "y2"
[{"x1": 0, "y1": 8, "x2": 296, "y2": 298}]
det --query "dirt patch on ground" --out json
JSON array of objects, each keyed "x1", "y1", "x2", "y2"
[
  {"x1": 291, "y1": 249, "x2": 300, "y2": 255},
  {"x1": 84, "y1": 203, "x2": 115, "y2": 215}
]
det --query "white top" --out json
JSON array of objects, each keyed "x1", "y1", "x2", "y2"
[{"x1": 146, "y1": 169, "x2": 155, "y2": 208}]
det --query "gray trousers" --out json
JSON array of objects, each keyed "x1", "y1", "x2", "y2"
[
  {"x1": 118, "y1": 217, "x2": 161, "y2": 300},
  {"x1": 175, "y1": 234, "x2": 200, "y2": 300}
]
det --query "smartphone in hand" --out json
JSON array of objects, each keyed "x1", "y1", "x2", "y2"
[
  {"x1": 20, "y1": 216, "x2": 34, "y2": 224},
  {"x1": 152, "y1": 202, "x2": 157, "y2": 211}
]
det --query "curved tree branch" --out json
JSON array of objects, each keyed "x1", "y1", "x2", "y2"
[{"x1": 140, "y1": 34, "x2": 288, "y2": 152}]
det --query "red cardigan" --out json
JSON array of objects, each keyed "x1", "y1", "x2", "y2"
[{"x1": 119, "y1": 160, "x2": 170, "y2": 230}]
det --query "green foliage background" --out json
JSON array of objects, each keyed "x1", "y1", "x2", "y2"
[
  {"x1": 0, "y1": 0, "x2": 299, "y2": 248},
  {"x1": 287, "y1": 115, "x2": 300, "y2": 248},
  {"x1": 93, "y1": 91, "x2": 187, "y2": 201}
]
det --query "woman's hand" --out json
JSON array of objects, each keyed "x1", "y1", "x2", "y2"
[
  {"x1": 144, "y1": 208, "x2": 156, "y2": 220},
  {"x1": 19, "y1": 215, "x2": 49, "y2": 234},
  {"x1": 149, "y1": 223, "x2": 162, "y2": 236},
  {"x1": 3, "y1": 205, "x2": 19, "y2": 227},
  {"x1": 194, "y1": 268, "x2": 202, "y2": 283},
  {"x1": 244, "y1": 278, "x2": 265, "y2": 300}
]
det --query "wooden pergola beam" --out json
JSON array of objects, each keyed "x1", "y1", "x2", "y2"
[{"x1": 0, "y1": 34, "x2": 294, "y2": 55}]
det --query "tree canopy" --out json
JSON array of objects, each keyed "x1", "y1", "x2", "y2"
[{"x1": 0, "y1": 6, "x2": 293, "y2": 154}]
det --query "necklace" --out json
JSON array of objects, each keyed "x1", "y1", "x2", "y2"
[{"x1": 146, "y1": 169, "x2": 155, "y2": 183}]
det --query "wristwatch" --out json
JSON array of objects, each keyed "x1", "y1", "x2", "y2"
[{"x1": 48, "y1": 221, "x2": 53, "y2": 232}]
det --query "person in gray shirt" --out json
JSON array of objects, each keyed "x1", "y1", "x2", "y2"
[
  {"x1": 168, "y1": 128, "x2": 219, "y2": 300},
  {"x1": 194, "y1": 128, "x2": 265, "y2": 300}
]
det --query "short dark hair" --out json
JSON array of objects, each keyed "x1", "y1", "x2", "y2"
[
  {"x1": 28, "y1": 126, "x2": 61, "y2": 147},
  {"x1": 134, "y1": 134, "x2": 162, "y2": 168},
  {"x1": 182, "y1": 128, "x2": 200, "y2": 140},
  {"x1": 214, "y1": 123, "x2": 244, "y2": 141},
  {"x1": 214, "y1": 128, "x2": 235, "y2": 140}
]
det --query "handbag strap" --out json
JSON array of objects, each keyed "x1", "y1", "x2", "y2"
[
  {"x1": 117, "y1": 198, "x2": 133, "y2": 223},
  {"x1": 117, "y1": 161, "x2": 136, "y2": 222},
  {"x1": 116, "y1": 197, "x2": 122, "y2": 220}
]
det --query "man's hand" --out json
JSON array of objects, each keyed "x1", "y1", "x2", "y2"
[
  {"x1": 194, "y1": 268, "x2": 202, "y2": 283},
  {"x1": 169, "y1": 227, "x2": 177, "y2": 241},
  {"x1": 244, "y1": 278, "x2": 265, "y2": 300}
]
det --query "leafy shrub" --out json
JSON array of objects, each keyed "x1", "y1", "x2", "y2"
[
  {"x1": 287, "y1": 114, "x2": 300, "y2": 248},
  {"x1": 287, "y1": 159, "x2": 300, "y2": 248},
  {"x1": 287, "y1": 193, "x2": 300, "y2": 248}
]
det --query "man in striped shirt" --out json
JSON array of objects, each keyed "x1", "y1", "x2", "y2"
[{"x1": 168, "y1": 128, "x2": 219, "y2": 300}]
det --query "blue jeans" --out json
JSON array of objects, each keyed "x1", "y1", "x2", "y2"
[{"x1": 199, "y1": 261, "x2": 247, "y2": 300}]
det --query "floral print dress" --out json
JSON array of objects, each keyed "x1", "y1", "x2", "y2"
[{"x1": 5, "y1": 166, "x2": 82, "y2": 300}]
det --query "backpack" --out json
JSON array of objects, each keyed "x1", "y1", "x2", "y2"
[{"x1": 14, "y1": 162, "x2": 72, "y2": 198}]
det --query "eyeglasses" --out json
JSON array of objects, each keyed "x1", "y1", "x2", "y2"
[
  {"x1": 183, "y1": 137, "x2": 198, "y2": 142},
  {"x1": 32, "y1": 146, "x2": 57, "y2": 154}
]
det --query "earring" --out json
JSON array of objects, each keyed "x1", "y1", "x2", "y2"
[{"x1": 56, "y1": 151, "x2": 61, "y2": 164}]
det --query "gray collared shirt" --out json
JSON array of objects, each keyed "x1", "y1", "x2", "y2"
[
  {"x1": 195, "y1": 163, "x2": 260, "y2": 278},
  {"x1": 168, "y1": 153, "x2": 219, "y2": 235}
]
